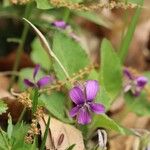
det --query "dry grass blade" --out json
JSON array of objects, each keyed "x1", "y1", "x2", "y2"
[{"x1": 23, "y1": 18, "x2": 70, "y2": 79}]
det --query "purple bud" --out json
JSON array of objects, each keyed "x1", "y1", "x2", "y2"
[
  {"x1": 24, "y1": 79, "x2": 35, "y2": 87},
  {"x1": 51, "y1": 21, "x2": 68, "y2": 29},
  {"x1": 33, "y1": 64, "x2": 40, "y2": 79}
]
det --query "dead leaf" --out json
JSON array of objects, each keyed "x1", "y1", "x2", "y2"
[
  {"x1": 0, "y1": 50, "x2": 34, "y2": 71},
  {"x1": 0, "y1": 75, "x2": 10, "y2": 90},
  {"x1": 39, "y1": 115, "x2": 85, "y2": 150},
  {"x1": 0, "y1": 75, "x2": 30, "y2": 126},
  {"x1": 0, "y1": 89, "x2": 14, "y2": 99}
]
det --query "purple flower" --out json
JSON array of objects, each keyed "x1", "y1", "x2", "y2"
[
  {"x1": 69, "y1": 80, "x2": 105, "y2": 125},
  {"x1": 24, "y1": 64, "x2": 53, "y2": 89},
  {"x1": 124, "y1": 68, "x2": 148, "y2": 96},
  {"x1": 51, "y1": 20, "x2": 68, "y2": 29}
]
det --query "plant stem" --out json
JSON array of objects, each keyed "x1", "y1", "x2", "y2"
[
  {"x1": 32, "y1": 88, "x2": 39, "y2": 115},
  {"x1": 8, "y1": 3, "x2": 33, "y2": 90},
  {"x1": 0, "y1": 71, "x2": 19, "y2": 76},
  {"x1": 52, "y1": 53, "x2": 70, "y2": 79},
  {"x1": 118, "y1": 0, "x2": 143, "y2": 63},
  {"x1": 120, "y1": 7, "x2": 129, "y2": 46},
  {"x1": 40, "y1": 116, "x2": 51, "y2": 150},
  {"x1": 17, "y1": 107, "x2": 26, "y2": 125}
]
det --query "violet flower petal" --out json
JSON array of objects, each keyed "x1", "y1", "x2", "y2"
[
  {"x1": 37, "y1": 76, "x2": 52, "y2": 88},
  {"x1": 24, "y1": 79, "x2": 35, "y2": 87},
  {"x1": 69, "y1": 87, "x2": 84, "y2": 105},
  {"x1": 124, "y1": 68, "x2": 133, "y2": 80},
  {"x1": 136, "y1": 76, "x2": 148, "y2": 87},
  {"x1": 86, "y1": 80, "x2": 99, "y2": 102},
  {"x1": 69, "y1": 106, "x2": 80, "y2": 117},
  {"x1": 52, "y1": 21, "x2": 68, "y2": 29},
  {"x1": 77, "y1": 108, "x2": 91, "y2": 125},
  {"x1": 89, "y1": 103, "x2": 105, "y2": 114},
  {"x1": 33, "y1": 64, "x2": 40, "y2": 79}
]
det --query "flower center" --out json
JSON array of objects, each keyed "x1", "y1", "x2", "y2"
[{"x1": 81, "y1": 102, "x2": 91, "y2": 112}]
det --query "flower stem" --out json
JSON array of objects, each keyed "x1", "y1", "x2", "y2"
[
  {"x1": 32, "y1": 88, "x2": 39, "y2": 115},
  {"x1": 8, "y1": 2, "x2": 33, "y2": 90}
]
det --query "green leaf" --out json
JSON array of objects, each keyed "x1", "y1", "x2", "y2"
[
  {"x1": 16, "y1": 140, "x2": 37, "y2": 150},
  {"x1": 0, "y1": 122, "x2": 35, "y2": 150},
  {"x1": 53, "y1": 31, "x2": 89, "y2": 80},
  {"x1": 74, "y1": 11, "x2": 112, "y2": 28},
  {"x1": 0, "y1": 100, "x2": 8, "y2": 115},
  {"x1": 95, "y1": 87, "x2": 111, "y2": 110},
  {"x1": 31, "y1": 38, "x2": 51, "y2": 70},
  {"x1": 0, "y1": 128, "x2": 10, "y2": 150},
  {"x1": 7, "y1": 115, "x2": 13, "y2": 140},
  {"x1": 35, "y1": 0, "x2": 53, "y2": 9},
  {"x1": 87, "y1": 69, "x2": 99, "y2": 80},
  {"x1": 100, "y1": 39, "x2": 122, "y2": 103},
  {"x1": 27, "y1": 139, "x2": 37, "y2": 150},
  {"x1": 65, "y1": 144, "x2": 76, "y2": 150},
  {"x1": 118, "y1": 0, "x2": 144, "y2": 63},
  {"x1": 11, "y1": 123, "x2": 30, "y2": 149},
  {"x1": 39, "y1": 92, "x2": 71, "y2": 123},
  {"x1": 125, "y1": 92, "x2": 150, "y2": 116},
  {"x1": 90, "y1": 114, "x2": 127, "y2": 135}
]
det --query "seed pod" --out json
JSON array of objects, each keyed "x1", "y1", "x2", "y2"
[
  {"x1": 98, "y1": 129, "x2": 107, "y2": 149},
  {"x1": 57, "y1": 133, "x2": 65, "y2": 146}
]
